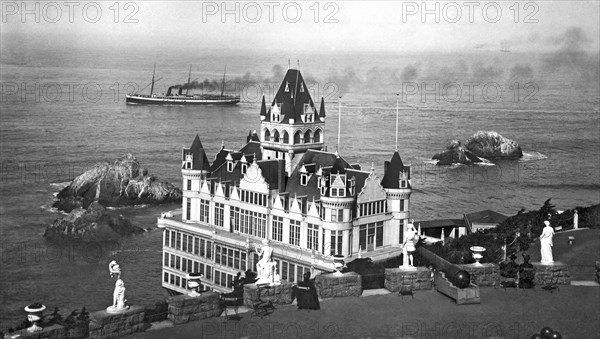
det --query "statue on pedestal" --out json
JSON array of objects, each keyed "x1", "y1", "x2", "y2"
[
  {"x1": 401, "y1": 223, "x2": 418, "y2": 269},
  {"x1": 107, "y1": 260, "x2": 129, "y2": 313},
  {"x1": 254, "y1": 239, "x2": 278, "y2": 285},
  {"x1": 540, "y1": 220, "x2": 555, "y2": 265}
]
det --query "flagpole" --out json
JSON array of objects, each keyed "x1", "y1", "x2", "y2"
[
  {"x1": 395, "y1": 93, "x2": 399, "y2": 152},
  {"x1": 337, "y1": 96, "x2": 342, "y2": 153}
]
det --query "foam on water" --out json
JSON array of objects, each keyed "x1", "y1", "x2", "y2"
[{"x1": 520, "y1": 151, "x2": 548, "y2": 162}]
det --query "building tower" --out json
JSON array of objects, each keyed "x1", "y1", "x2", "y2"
[
  {"x1": 381, "y1": 151, "x2": 412, "y2": 245},
  {"x1": 181, "y1": 134, "x2": 211, "y2": 221},
  {"x1": 259, "y1": 68, "x2": 326, "y2": 174},
  {"x1": 319, "y1": 156, "x2": 356, "y2": 257}
]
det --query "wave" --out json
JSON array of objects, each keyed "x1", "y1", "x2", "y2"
[
  {"x1": 50, "y1": 181, "x2": 71, "y2": 189},
  {"x1": 520, "y1": 151, "x2": 548, "y2": 162},
  {"x1": 40, "y1": 204, "x2": 68, "y2": 215},
  {"x1": 106, "y1": 204, "x2": 150, "y2": 210}
]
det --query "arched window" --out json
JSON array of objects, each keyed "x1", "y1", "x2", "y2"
[
  {"x1": 264, "y1": 129, "x2": 271, "y2": 142},
  {"x1": 282, "y1": 131, "x2": 289, "y2": 144},
  {"x1": 314, "y1": 129, "x2": 321, "y2": 143},
  {"x1": 304, "y1": 130, "x2": 312, "y2": 143},
  {"x1": 294, "y1": 131, "x2": 301, "y2": 144},
  {"x1": 273, "y1": 130, "x2": 280, "y2": 142}
]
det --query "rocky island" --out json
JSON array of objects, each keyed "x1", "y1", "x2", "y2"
[
  {"x1": 464, "y1": 131, "x2": 523, "y2": 159},
  {"x1": 432, "y1": 140, "x2": 483, "y2": 166},
  {"x1": 44, "y1": 201, "x2": 144, "y2": 242},
  {"x1": 433, "y1": 131, "x2": 523, "y2": 165},
  {"x1": 53, "y1": 154, "x2": 182, "y2": 213}
]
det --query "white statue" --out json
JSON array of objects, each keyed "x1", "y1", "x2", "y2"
[
  {"x1": 254, "y1": 239, "x2": 276, "y2": 285},
  {"x1": 402, "y1": 223, "x2": 418, "y2": 268},
  {"x1": 540, "y1": 220, "x2": 555, "y2": 265},
  {"x1": 107, "y1": 260, "x2": 129, "y2": 313}
]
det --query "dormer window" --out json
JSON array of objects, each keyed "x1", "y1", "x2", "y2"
[
  {"x1": 400, "y1": 180, "x2": 407, "y2": 188},
  {"x1": 300, "y1": 173, "x2": 308, "y2": 186},
  {"x1": 304, "y1": 104, "x2": 309, "y2": 114},
  {"x1": 350, "y1": 177, "x2": 356, "y2": 195},
  {"x1": 300, "y1": 83, "x2": 304, "y2": 92},
  {"x1": 285, "y1": 81, "x2": 289, "y2": 92},
  {"x1": 241, "y1": 163, "x2": 247, "y2": 175},
  {"x1": 185, "y1": 154, "x2": 193, "y2": 169},
  {"x1": 227, "y1": 162, "x2": 234, "y2": 172}
]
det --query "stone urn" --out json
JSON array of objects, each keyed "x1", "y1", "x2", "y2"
[
  {"x1": 187, "y1": 272, "x2": 203, "y2": 297},
  {"x1": 24, "y1": 303, "x2": 46, "y2": 332},
  {"x1": 470, "y1": 246, "x2": 486, "y2": 266},
  {"x1": 332, "y1": 254, "x2": 345, "y2": 276}
]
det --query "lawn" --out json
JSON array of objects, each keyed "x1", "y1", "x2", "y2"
[{"x1": 527, "y1": 228, "x2": 600, "y2": 281}]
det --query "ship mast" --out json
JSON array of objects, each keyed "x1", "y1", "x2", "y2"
[
  {"x1": 220, "y1": 65, "x2": 227, "y2": 97},
  {"x1": 185, "y1": 64, "x2": 192, "y2": 96},
  {"x1": 150, "y1": 64, "x2": 156, "y2": 96}
]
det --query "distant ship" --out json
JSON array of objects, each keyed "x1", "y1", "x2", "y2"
[
  {"x1": 126, "y1": 65, "x2": 240, "y2": 105},
  {"x1": 500, "y1": 40, "x2": 511, "y2": 53}
]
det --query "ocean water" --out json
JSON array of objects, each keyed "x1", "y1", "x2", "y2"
[{"x1": 1, "y1": 46, "x2": 599, "y2": 327}]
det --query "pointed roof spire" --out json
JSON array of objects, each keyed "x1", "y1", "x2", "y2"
[
  {"x1": 381, "y1": 151, "x2": 406, "y2": 189},
  {"x1": 319, "y1": 97, "x2": 326, "y2": 118},
  {"x1": 185, "y1": 134, "x2": 211, "y2": 172},
  {"x1": 260, "y1": 95, "x2": 267, "y2": 116}
]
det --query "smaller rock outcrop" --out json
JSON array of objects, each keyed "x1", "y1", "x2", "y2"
[
  {"x1": 432, "y1": 140, "x2": 483, "y2": 165},
  {"x1": 44, "y1": 202, "x2": 144, "y2": 242},
  {"x1": 53, "y1": 154, "x2": 182, "y2": 213},
  {"x1": 464, "y1": 131, "x2": 523, "y2": 159}
]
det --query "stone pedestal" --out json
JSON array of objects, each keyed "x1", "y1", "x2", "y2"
[
  {"x1": 532, "y1": 261, "x2": 571, "y2": 285},
  {"x1": 10, "y1": 324, "x2": 66, "y2": 339},
  {"x1": 243, "y1": 282, "x2": 294, "y2": 308},
  {"x1": 88, "y1": 305, "x2": 147, "y2": 339},
  {"x1": 459, "y1": 263, "x2": 500, "y2": 287},
  {"x1": 384, "y1": 267, "x2": 432, "y2": 292},
  {"x1": 314, "y1": 272, "x2": 362, "y2": 298},
  {"x1": 166, "y1": 292, "x2": 222, "y2": 325}
]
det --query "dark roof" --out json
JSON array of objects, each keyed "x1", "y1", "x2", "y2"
[
  {"x1": 285, "y1": 149, "x2": 352, "y2": 200},
  {"x1": 266, "y1": 69, "x2": 321, "y2": 125},
  {"x1": 183, "y1": 135, "x2": 211, "y2": 171},
  {"x1": 319, "y1": 97, "x2": 326, "y2": 118},
  {"x1": 331, "y1": 156, "x2": 347, "y2": 174},
  {"x1": 347, "y1": 169, "x2": 370, "y2": 195},
  {"x1": 381, "y1": 151, "x2": 409, "y2": 189},
  {"x1": 464, "y1": 210, "x2": 508, "y2": 224},
  {"x1": 257, "y1": 160, "x2": 285, "y2": 190},
  {"x1": 417, "y1": 219, "x2": 466, "y2": 229}
]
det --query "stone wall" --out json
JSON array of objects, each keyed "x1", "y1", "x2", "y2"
[
  {"x1": 533, "y1": 262, "x2": 571, "y2": 285},
  {"x1": 9, "y1": 324, "x2": 66, "y2": 339},
  {"x1": 459, "y1": 263, "x2": 500, "y2": 287},
  {"x1": 315, "y1": 272, "x2": 362, "y2": 298},
  {"x1": 384, "y1": 267, "x2": 432, "y2": 292},
  {"x1": 243, "y1": 282, "x2": 294, "y2": 308},
  {"x1": 88, "y1": 305, "x2": 147, "y2": 339},
  {"x1": 166, "y1": 292, "x2": 222, "y2": 325}
]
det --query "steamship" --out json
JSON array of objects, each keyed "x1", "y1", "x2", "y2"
[{"x1": 125, "y1": 65, "x2": 240, "y2": 105}]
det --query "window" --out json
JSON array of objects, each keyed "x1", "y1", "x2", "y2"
[
  {"x1": 241, "y1": 163, "x2": 247, "y2": 174},
  {"x1": 186, "y1": 198, "x2": 191, "y2": 220},
  {"x1": 264, "y1": 129, "x2": 270, "y2": 141},
  {"x1": 215, "y1": 245, "x2": 221, "y2": 265},
  {"x1": 214, "y1": 203, "x2": 224, "y2": 227},
  {"x1": 227, "y1": 161, "x2": 234, "y2": 172},
  {"x1": 164, "y1": 230, "x2": 170, "y2": 247},
  {"x1": 330, "y1": 230, "x2": 343, "y2": 255},
  {"x1": 307, "y1": 223, "x2": 319, "y2": 250},
  {"x1": 294, "y1": 131, "x2": 301, "y2": 144},
  {"x1": 314, "y1": 130, "x2": 321, "y2": 143},
  {"x1": 176, "y1": 232, "x2": 181, "y2": 250},
  {"x1": 400, "y1": 199, "x2": 405, "y2": 211},
  {"x1": 194, "y1": 237, "x2": 199, "y2": 255},
  {"x1": 300, "y1": 174, "x2": 308, "y2": 186},
  {"x1": 187, "y1": 179, "x2": 191, "y2": 190},
  {"x1": 182, "y1": 234, "x2": 188, "y2": 252},
  {"x1": 289, "y1": 220, "x2": 301, "y2": 246},
  {"x1": 200, "y1": 199, "x2": 210, "y2": 223},
  {"x1": 283, "y1": 131, "x2": 289, "y2": 144},
  {"x1": 230, "y1": 207, "x2": 240, "y2": 231},
  {"x1": 272, "y1": 216, "x2": 283, "y2": 242},
  {"x1": 163, "y1": 252, "x2": 168, "y2": 266},
  {"x1": 331, "y1": 209, "x2": 344, "y2": 222},
  {"x1": 206, "y1": 241, "x2": 212, "y2": 259},
  {"x1": 175, "y1": 256, "x2": 180, "y2": 270},
  {"x1": 170, "y1": 230, "x2": 176, "y2": 248},
  {"x1": 359, "y1": 222, "x2": 384, "y2": 251},
  {"x1": 163, "y1": 272, "x2": 168, "y2": 283}
]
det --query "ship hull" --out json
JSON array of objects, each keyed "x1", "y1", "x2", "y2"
[{"x1": 125, "y1": 95, "x2": 240, "y2": 105}]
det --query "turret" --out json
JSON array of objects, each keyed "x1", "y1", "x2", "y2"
[{"x1": 381, "y1": 151, "x2": 412, "y2": 244}]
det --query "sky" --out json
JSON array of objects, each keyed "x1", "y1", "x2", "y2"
[{"x1": 1, "y1": 1, "x2": 599, "y2": 53}]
